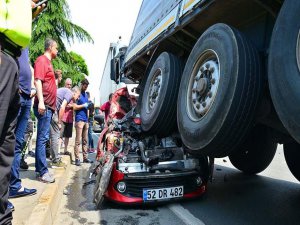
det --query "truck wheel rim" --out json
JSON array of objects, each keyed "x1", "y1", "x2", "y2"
[
  {"x1": 297, "y1": 30, "x2": 300, "y2": 72},
  {"x1": 147, "y1": 68, "x2": 163, "y2": 113},
  {"x1": 187, "y1": 50, "x2": 220, "y2": 121}
]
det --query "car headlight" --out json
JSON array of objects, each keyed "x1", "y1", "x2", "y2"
[
  {"x1": 117, "y1": 181, "x2": 126, "y2": 193},
  {"x1": 195, "y1": 177, "x2": 202, "y2": 186}
]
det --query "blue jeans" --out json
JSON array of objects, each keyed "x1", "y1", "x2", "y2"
[
  {"x1": 88, "y1": 120, "x2": 94, "y2": 149},
  {"x1": 9, "y1": 94, "x2": 31, "y2": 192},
  {"x1": 34, "y1": 107, "x2": 53, "y2": 176}
]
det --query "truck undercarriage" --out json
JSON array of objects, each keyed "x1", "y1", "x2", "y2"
[{"x1": 109, "y1": 0, "x2": 300, "y2": 182}]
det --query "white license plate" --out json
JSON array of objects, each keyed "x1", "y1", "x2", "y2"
[{"x1": 143, "y1": 186, "x2": 184, "y2": 201}]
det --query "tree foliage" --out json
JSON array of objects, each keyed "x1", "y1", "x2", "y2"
[
  {"x1": 66, "y1": 51, "x2": 89, "y2": 85},
  {"x1": 29, "y1": 0, "x2": 93, "y2": 86}
]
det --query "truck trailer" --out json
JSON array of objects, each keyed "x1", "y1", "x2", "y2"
[
  {"x1": 99, "y1": 41, "x2": 137, "y2": 106},
  {"x1": 110, "y1": 0, "x2": 300, "y2": 182}
]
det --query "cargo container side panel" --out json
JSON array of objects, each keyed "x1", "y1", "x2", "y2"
[
  {"x1": 180, "y1": 0, "x2": 204, "y2": 17},
  {"x1": 125, "y1": 0, "x2": 182, "y2": 63},
  {"x1": 99, "y1": 45, "x2": 118, "y2": 105}
]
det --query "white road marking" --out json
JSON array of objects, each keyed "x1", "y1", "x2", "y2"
[{"x1": 168, "y1": 203, "x2": 205, "y2": 225}]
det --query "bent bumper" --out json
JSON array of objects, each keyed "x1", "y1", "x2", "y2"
[{"x1": 104, "y1": 166, "x2": 207, "y2": 204}]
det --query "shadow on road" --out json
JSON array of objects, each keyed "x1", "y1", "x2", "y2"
[{"x1": 182, "y1": 165, "x2": 300, "y2": 225}]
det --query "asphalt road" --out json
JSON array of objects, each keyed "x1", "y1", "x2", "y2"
[{"x1": 54, "y1": 133, "x2": 300, "y2": 225}]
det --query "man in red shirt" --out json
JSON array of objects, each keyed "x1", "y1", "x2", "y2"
[{"x1": 33, "y1": 38, "x2": 58, "y2": 183}]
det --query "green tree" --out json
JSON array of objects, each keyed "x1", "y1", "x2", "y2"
[
  {"x1": 64, "y1": 51, "x2": 89, "y2": 86},
  {"x1": 29, "y1": 0, "x2": 93, "y2": 83}
]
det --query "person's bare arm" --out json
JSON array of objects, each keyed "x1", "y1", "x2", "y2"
[
  {"x1": 72, "y1": 102, "x2": 88, "y2": 111},
  {"x1": 59, "y1": 100, "x2": 68, "y2": 124},
  {"x1": 34, "y1": 79, "x2": 45, "y2": 115},
  {"x1": 30, "y1": 65, "x2": 36, "y2": 98},
  {"x1": 66, "y1": 103, "x2": 73, "y2": 109}
]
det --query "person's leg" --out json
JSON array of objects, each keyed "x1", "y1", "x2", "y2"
[
  {"x1": 19, "y1": 131, "x2": 32, "y2": 170},
  {"x1": 64, "y1": 137, "x2": 69, "y2": 153},
  {"x1": 59, "y1": 122, "x2": 65, "y2": 152},
  {"x1": 91, "y1": 130, "x2": 94, "y2": 150},
  {"x1": 0, "y1": 51, "x2": 19, "y2": 225},
  {"x1": 88, "y1": 121, "x2": 92, "y2": 149},
  {"x1": 27, "y1": 121, "x2": 34, "y2": 156},
  {"x1": 74, "y1": 121, "x2": 83, "y2": 161},
  {"x1": 10, "y1": 95, "x2": 31, "y2": 193},
  {"x1": 34, "y1": 108, "x2": 53, "y2": 176},
  {"x1": 62, "y1": 122, "x2": 72, "y2": 154},
  {"x1": 27, "y1": 135, "x2": 33, "y2": 154},
  {"x1": 21, "y1": 133, "x2": 30, "y2": 159},
  {"x1": 50, "y1": 112, "x2": 60, "y2": 163},
  {"x1": 45, "y1": 139, "x2": 51, "y2": 159},
  {"x1": 82, "y1": 122, "x2": 89, "y2": 160},
  {"x1": 21, "y1": 120, "x2": 33, "y2": 159}
]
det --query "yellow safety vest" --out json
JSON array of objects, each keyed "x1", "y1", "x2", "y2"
[{"x1": 0, "y1": 0, "x2": 32, "y2": 48}]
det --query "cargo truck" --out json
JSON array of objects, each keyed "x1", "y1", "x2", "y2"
[
  {"x1": 99, "y1": 40, "x2": 137, "y2": 105},
  {"x1": 110, "y1": 0, "x2": 300, "y2": 182}
]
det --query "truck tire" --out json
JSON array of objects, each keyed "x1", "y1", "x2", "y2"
[
  {"x1": 177, "y1": 23, "x2": 262, "y2": 157},
  {"x1": 229, "y1": 125, "x2": 277, "y2": 175},
  {"x1": 268, "y1": 0, "x2": 300, "y2": 143},
  {"x1": 141, "y1": 52, "x2": 182, "y2": 136},
  {"x1": 284, "y1": 141, "x2": 300, "y2": 182},
  {"x1": 198, "y1": 156, "x2": 210, "y2": 183}
]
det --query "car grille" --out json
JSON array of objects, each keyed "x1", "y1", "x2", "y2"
[{"x1": 121, "y1": 171, "x2": 200, "y2": 198}]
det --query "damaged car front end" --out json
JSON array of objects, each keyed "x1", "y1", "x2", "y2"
[{"x1": 93, "y1": 87, "x2": 212, "y2": 207}]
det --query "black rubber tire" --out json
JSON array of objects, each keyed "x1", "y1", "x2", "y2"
[
  {"x1": 177, "y1": 23, "x2": 263, "y2": 157},
  {"x1": 198, "y1": 156, "x2": 210, "y2": 183},
  {"x1": 284, "y1": 141, "x2": 300, "y2": 182},
  {"x1": 141, "y1": 52, "x2": 182, "y2": 137},
  {"x1": 268, "y1": 0, "x2": 300, "y2": 143},
  {"x1": 229, "y1": 125, "x2": 277, "y2": 175}
]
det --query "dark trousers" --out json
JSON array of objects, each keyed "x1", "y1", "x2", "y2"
[
  {"x1": 88, "y1": 120, "x2": 94, "y2": 149},
  {"x1": 0, "y1": 51, "x2": 20, "y2": 225},
  {"x1": 10, "y1": 94, "x2": 31, "y2": 193}
]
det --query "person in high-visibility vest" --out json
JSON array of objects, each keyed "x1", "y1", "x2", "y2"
[{"x1": 0, "y1": 1, "x2": 45, "y2": 224}]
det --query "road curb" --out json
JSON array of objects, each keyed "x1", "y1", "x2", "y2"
[{"x1": 25, "y1": 156, "x2": 71, "y2": 225}]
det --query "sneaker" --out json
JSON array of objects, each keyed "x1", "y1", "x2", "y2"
[
  {"x1": 38, "y1": 172, "x2": 55, "y2": 183},
  {"x1": 20, "y1": 158, "x2": 29, "y2": 170},
  {"x1": 75, "y1": 159, "x2": 81, "y2": 166},
  {"x1": 88, "y1": 148, "x2": 95, "y2": 154},
  {"x1": 9, "y1": 187, "x2": 37, "y2": 198},
  {"x1": 83, "y1": 158, "x2": 93, "y2": 163},
  {"x1": 51, "y1": 160, "x2": 67, "y2": 168},
  {"x1": 7, "y1": 201, "x2": 14, "y2": 211}
]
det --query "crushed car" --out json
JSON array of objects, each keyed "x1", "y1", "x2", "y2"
[{"x1": 93, "y1": 87, "x2": 212, "y2": 207}]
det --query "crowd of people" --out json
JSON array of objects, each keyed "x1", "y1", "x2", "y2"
[
  {"x1": 0, "y1": 2, "x2": 100, "y2": 224},
  {"x1": 8, "y1": 39, "x2": 96, "y2": 197}
]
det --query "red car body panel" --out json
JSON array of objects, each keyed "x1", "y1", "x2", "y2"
[{"x1": 104, "y1": 164, "x2": 207, "y2": 204}]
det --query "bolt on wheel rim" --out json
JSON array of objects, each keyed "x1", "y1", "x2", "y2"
[
  {"x1": 187, "y1": 50, "x2": 220, "y2": 121},
  {"x1": 146, "y1": 69, "x2": 163, "y2": 113}
]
